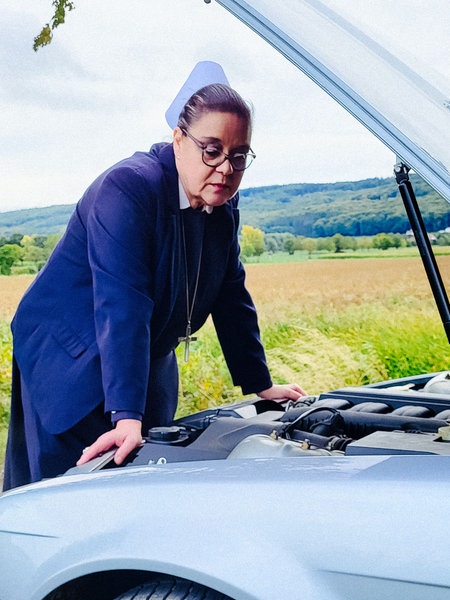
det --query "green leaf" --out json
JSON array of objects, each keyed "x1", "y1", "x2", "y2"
[
  {"x1": 33, "y1": 24, "x2": 52, "y2": 52},
  {"x1": 33, "y1": 1, "x2": 75, "y2": 51}
]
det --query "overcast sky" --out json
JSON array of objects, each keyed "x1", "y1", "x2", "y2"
[{"x1": 1, "y1": 0, "x2": 448, "y2": 212}]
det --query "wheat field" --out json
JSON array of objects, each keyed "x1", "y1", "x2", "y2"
[
  {"x1": 245, "y1": 256, "x2": 450, "y2": 315},
  {"x1": 0, "y1": 275, "x2": 34, "y2": 321},
  {"x1": 2, "y1": 258, "x2": 449, "y2": 319}
]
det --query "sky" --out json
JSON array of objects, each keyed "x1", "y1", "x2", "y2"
[{"x1": 1, "y1": 0, "x2": 448, "y2": 212}]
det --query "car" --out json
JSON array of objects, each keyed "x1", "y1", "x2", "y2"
[{"x1": 2, "y1": 1, "x2": 450, "y2": 599}]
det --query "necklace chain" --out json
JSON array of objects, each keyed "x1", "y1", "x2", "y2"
[{"x1": 178, "y1": 211, "x2": 204, "y2": 361}]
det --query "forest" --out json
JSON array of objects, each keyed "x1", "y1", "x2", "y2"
[
  {"x1": 1, "y1": 174, "x2": 449, "y2": 239},
  {"x1": 239, "y1": 174, "x2": 450, "y2": 237}
]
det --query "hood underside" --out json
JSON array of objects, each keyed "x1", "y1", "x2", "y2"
[{"x1": 213, "y1": 0, "x2": 450, "y2": 202}]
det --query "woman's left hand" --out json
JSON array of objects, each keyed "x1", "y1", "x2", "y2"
[{"x1": 258, "y1": 383, "x2": 307, "y2": 401}]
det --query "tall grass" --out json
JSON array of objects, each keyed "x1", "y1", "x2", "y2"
[
  {"x1": 0, "y1": 321, "x2": 12, "y2": 466},
  {"x1": 175, "y1": 296, "x2": 449, "y2": 419},
  {"x1": 175, "y1": 257, "x2": 450, "y2": 415}
]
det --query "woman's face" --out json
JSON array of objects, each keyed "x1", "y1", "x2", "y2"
[{"x1": 173, "y1": 111, "x2": 252, "y2": 210}]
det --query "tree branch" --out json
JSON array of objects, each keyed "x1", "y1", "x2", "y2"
[{"x1": 33, "y1": 0, "x2": 75, "y2": 51}]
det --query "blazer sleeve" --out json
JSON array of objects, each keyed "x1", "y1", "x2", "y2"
[
  {"x1": 85, "y1": 164, "x2": 158, "y2": 416},
  {"x1": 211, "y1": 201, "x2": 273, "y2": 395}
]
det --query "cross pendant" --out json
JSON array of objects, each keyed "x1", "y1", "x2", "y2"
[{"x1": 178, "y1": 323, "x2": 197, "y2": 362}]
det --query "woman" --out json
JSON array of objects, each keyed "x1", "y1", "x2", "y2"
[{"x1": 3, "y1": 83, "x2": 306, "y2": 491}]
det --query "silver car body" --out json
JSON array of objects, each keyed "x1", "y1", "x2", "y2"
[{"x1": 3, "y1": 454, "x2": 450, "y2": 599}]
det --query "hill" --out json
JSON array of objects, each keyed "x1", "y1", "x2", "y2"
[
  {"x1": 239, "y1": 175, "x2": 450, "y2": 237},
  {"x1": 1, "y1": 175, "x2": 449, "y2": 237},
  {"x1": 0, "y1": 204, "x2": 74, "y2": 236}
]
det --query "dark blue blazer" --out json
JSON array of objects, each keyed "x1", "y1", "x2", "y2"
[{"x1": 11, "y1": 143, "x2": 272, "y2": 434}]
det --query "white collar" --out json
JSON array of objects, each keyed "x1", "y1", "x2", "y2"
[{"x1": 178, "y1": 179, "x2": 213, "y2": 214}]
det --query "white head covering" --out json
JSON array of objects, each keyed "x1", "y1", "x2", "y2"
[{"x1": 165, "y1": 61, "x2": 230, "y2": 129}]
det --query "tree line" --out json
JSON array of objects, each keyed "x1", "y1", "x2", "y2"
[
  {"x1": 0, "y1": 233, "x2": 60, "y2": 275},
  {"x1": 2, "y1": 227, "x2": 450, "y2": 275},
  {"x1": 239, "y1": 225, "x2": 450, "y2": 259}
]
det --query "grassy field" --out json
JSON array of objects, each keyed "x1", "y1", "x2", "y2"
[
  {"x1": 243, "y1": 246, "x2": 450, "y2": 264},
  {"x1": 0, "y1": 275, "x2": 34, "y2": 469},
  {"x1": 176, "y1": 255, "x2": 450, "y2": 413},
  {"x1": 2, "y1": 256, "x2": 450, "y2": 467}
]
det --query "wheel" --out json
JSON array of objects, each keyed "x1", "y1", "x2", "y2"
[{"x1": 113, "y1": 576, "x2": 233, "y2": 600}]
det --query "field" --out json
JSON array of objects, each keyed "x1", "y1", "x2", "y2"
[
  {"x1": 0, "y1": 274, "x2": 34, "y2": 320},
  {"x1": 2, "y1": 257, "x2": 450, "y2": 474},
  {"x1": 176, "y1": 256, "x2": 450, "y2": 411}
]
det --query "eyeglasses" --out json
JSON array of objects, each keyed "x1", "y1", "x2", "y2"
[{"x1": 181, "y1": 128, "x2": 256, "y2": 171}]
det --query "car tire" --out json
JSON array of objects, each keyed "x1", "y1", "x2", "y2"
[{"x1": 113, "y1": 576, "x2": 233, "y2": 599}]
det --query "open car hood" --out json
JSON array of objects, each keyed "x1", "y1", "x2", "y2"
[{"x1": 214, "y1": 0, "x2": 450, "y2": 202}]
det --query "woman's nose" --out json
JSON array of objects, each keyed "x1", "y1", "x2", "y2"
[{"x1": 216, "y1": 157, "x2": 234, "y2": 175}]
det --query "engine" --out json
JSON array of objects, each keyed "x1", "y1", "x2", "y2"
[{"x1": 120, "y1": 371, "x2": 450, "y2": 468}]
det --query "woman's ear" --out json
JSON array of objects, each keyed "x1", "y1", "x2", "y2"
[{"x1": 173, "y1": 127, "x2": 183, "y2": 156}]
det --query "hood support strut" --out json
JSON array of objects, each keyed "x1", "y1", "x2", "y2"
[{"x1": 394, "y1": 161, "x2": 450, "y2": 343}]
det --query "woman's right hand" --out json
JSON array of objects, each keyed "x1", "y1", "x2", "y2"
[{"x1": 76, "y1": 418, "x2": 144, "y2": 466}]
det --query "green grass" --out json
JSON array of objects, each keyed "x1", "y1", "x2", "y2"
[
  {"x1": 175, "y1": 295, "x2": 450, "y2": 412},
  {"x1": 243, "y1": 246, "x2": 450, "y2": 265},
  {"x1": 0, "y1": 321, "x2": 12, "y2": 467},
  {"x1": 1, "y1": 302, "x2": 449, "y2": 426}
]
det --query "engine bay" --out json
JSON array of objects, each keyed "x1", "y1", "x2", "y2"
[
  {"x1": 65, "y1": 371, "x2": 450, "y2": 476},
  {"x1": 117, "y1": 371, "x2": 450, "y2": 468}
]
